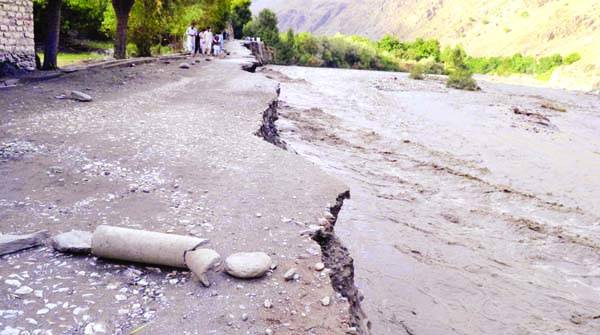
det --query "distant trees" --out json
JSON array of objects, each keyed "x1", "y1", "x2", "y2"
[{"x1": 243, "y1": 9, "x2": 280, "y2": 47}]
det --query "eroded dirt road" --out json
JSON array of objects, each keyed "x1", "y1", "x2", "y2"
[
  {"x1": 0, "y1": 44, "x2": 358, "y2": 335},
  {"x1": 266, "y1": 66, "x2": 600, "y2": 335}
]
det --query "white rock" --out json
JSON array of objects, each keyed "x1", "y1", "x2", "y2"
[
  {"x1": 0, "y1": 326, "x2": 20, "y2": 335},
  {"x1": 283, "y1": 268, "x2": 297, "y2": 281},
  {"x1": 265, "y1": 328, "x2": 273, "y2": 335},
  {"x1": 36, "y1": 308, "x2": 49, "y2": 315},
  {"x1": 241, "y1": 313, "x2": 249, "y2": 321},
  {"x1": 4, "y1": 279, "x2": 20, "y2": 287},
  {"x1": 14, "y1": 286, "x2": 33, "y2": 295},
  {"x1": 51, "y1": 230, "x2": 92, "y2": 254},
  {"x1": 263, "y1": 299, "x2": 273, "y2": 309},
  {"x1": 84, "y1": 322, "x2": 107, "y2": 334},
  {"x1": 321, "y1": 296, "x2": 331, "y2": 306},
  {"x1": 314, "y1": 262, "x2": 325, "y2": 271},
  {"x1": 224, "y1": 252, "x2": 272, "y2": 279},
  {"x1": 70, "y1": 91, "x2": 93, "y2": 102}
]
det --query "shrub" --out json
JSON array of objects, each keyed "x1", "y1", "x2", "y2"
[
  {"x1": 409, "y1": 63, "x2": 426, "y2": 80},
  {"x1": 445, "y1": 46, "x2": 479, "y2": 91},
  {"x1": 564, "y1": 53, "x2": 582, "y2": 65}
]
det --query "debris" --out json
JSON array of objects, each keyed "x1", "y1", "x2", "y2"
[
  {"x1": 224, "y1": 252, "x2": 272, "y2": 279},
  {"x1": 179, "y1": 63, "x2": 190, "y2": 69},
  {"x1": 541, "y1": 101, "x2": 567, "y2": 113},
  {"x1": 314, "y1": 262, "x2": 325, "y2": 271},
  {"x1": 70, "y1": 90, "x2": 93, "y2": 102},
  {"x1": 265, "y1": 328, "x2": 273, "y2": 335},
  {"x1": 91, "y1": 225, "x2": 208, "y2": 268},
  {"x1": 84, "y1": 322, "x2": 107, "y2": 334},
  {"x1": 321, "y1": 296, "x2": 331, "y2": 306},
  {"x1": 184, "y1": 248, "x2": 221, "y2": 287},
  {"x1": 283, "y1": 268, "x2": 297, "y2": 281},
  {"x1": 512, "y1": 107, "x2": 551, "y2": 126},
  {"x1": 51, "y1": 230, "x2": 93, "y2": 254},
  {"x1": 0, "y1": 230, "x2": 49, "y2": 256},
  {"x1": 263, "y1": 299, "x2": 273, "y2": 309}
]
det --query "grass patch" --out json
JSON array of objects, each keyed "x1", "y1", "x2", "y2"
[{"x1": 38, "y1": 52, "x2": 108, "y2": 67}]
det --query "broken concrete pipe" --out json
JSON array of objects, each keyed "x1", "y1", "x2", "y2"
[{"x1": 91, "y1": 225, "x2": 209, "y2": 268}]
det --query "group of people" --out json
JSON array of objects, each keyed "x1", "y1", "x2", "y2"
[{"x1": 185, "y1": 22, "x2": 226, "y2": 57}]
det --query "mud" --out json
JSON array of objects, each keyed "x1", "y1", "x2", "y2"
[{"x1": 268, "y1": 66, "x2": 600, "y2": 335}]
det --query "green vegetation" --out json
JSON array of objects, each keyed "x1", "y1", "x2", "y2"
[
  {"x1": 33, "y1": 0, "x2": 240, "y2": 66},
  {"x1": 244, "y1": 10, "x2": 582, "y2": 84},
  {"x1": 38, "y1": 51, "x2": 108, "y2": 67},
  {"x1": 444, "y1": 46, "x2": 479, "y2": 90}
]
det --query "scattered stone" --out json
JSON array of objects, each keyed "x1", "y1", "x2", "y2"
[
  {"x1": 321, "y1": 296, "x2": 331, "y2": 306},
  {"x1": 0, "y1": 230, "x2": 49, "y2": 256},
  {"x1": 36, "y1": 308, "x2": 49, "y2": 315},
  {"x1": 346, "y1": 326, "x2": 358, "y2": 334},
  {"x1": 84, "y1": 322, "x2": 107, "y2": 334},
  {"x1": 283, "y1": 268, "x2": 297, "y2": 281},
  {"x1": 185, "y1": 248, "x2": 221, "y2": 287},
  {"x1": 314, "y1": 262, "x2": 325, "y2": 271},
  {"x1": 4, "y1": 279, "x2": 21, "y2": 287},
  {"x1": 263, "y1": 299, "x2": 273, "y2": 309},
  {"x1": 51, "y1": 230, "x2": 93, "y2": 254},
  {"x1": 14, "y1": 286, "x2": 33, "y2": 295},
  {"x1": 265, "y1": 328, "x2": 273, "y2": 335},
  {"x1": 70, "y1": 90, "x2": 93, "y2": 102},
  {"x1": 255, "y1": 213, "x2": 262, "y2": 218},
  {"x1": 241, "y1": 313, "x2": 249, "y2": 321},
  {"x1": 179, "y1": 63, "x2": 190, "y2": 69},
  {"x1": 55, "y1": 94, "x2": 67, "y2": 99},
  {"x1": 224, "y1": 252, "x2": 272, "y2": 279},
  {"x1": 0, "y1": 326, "x2": 20, "y2": 335}
]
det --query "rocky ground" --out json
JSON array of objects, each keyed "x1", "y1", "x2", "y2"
[{"x1": 0, "y1": 43, "x2": 361, "y2": 334}]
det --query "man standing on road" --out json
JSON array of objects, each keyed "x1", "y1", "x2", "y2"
[
  {"x1": 204, "y1": 27, "x2": 213, "y2": 56},
  {"x1": 185, "y1": 22, "x2": 197, "y2": 54}
]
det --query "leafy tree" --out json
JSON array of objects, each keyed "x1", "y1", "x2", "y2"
[
  {"x1": 444, "y1": 46, "x2": 479, "y2": 91},
  {"x1": 377, "y1": 34, "x2": 401, "y2": 52},
  {"x1": 276, "y1": 29, "x2": 296, "y2": 64},
  {"x1": 244, "y1": 9, "x2": 280, "y2": 47},
  {"x1": 128, "y1": 0, "x2": 164, "y2": 57},
  {"x1": 230, "y1": 0, "x2": 251, "y2": 38}
]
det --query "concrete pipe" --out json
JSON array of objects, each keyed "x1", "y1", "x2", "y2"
[{"x1": 91, "y1": 225, "x2": 207, "y2": 268}]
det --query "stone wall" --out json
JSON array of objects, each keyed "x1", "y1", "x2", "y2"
[{"x1": 0, "y1": 0, "x2": 35, "y2": 75}]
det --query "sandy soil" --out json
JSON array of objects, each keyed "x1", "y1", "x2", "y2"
[
  {"x1": 267, "y1": 66, "x2": 600, "y2": 335},
  {"x1": 0, "y1": 44, "x2": 357, "y2": 335}
]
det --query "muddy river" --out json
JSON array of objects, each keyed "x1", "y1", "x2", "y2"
[{"x1": 264, "y1": 66, "x2": 600, "y2": 335}]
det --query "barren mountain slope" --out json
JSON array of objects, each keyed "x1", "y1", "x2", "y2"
[{"x1": 252, "y1": 0, "x2": 600, "y2": 90}]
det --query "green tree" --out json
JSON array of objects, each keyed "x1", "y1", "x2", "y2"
[
  {"x1": 128, "y1": 0, "x2": 164, "y2": 57},
  {"x1": 245, "y1": 9, "x2": 280, "y2": 47},
  {"x1": 230, "y1": 0, "x2": 251, "y2": 38},
  {"x1": 276, "y1": 29, "x2": 296, "y2": 64}
]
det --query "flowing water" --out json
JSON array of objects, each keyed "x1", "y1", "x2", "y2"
[{"x1": 264, "y1": 66, "x2": 600, "y2": 335}]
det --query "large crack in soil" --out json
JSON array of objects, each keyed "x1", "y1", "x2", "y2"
[{"x1": 244, "y1": 61, "x2": 372, "y2": 334}]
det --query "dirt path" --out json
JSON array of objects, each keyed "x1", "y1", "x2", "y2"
[
  {"x1": 0, "y1": 44, "x2": 361, "y2": 334},
  {"x1": 267, "y1": 66, "x2": 600, "y2": 335}
]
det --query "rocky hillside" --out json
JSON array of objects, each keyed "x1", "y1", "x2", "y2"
[{"x1": 251, "y1": 0, "x2": 600, "y2": 91}]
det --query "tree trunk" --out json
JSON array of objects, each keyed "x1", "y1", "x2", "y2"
[
  {"x1": 42, "y1": 0, "x2": 62, "y2": 70},
  {"x1": 112, "y1": 0, "x2": 135, "y2": 59}
]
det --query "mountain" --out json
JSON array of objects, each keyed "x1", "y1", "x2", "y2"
[{"x1": 251, "y1": 0, "x2": 600, "y2": 91}]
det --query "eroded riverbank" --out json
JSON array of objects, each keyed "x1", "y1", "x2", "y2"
[{"x1": 265, "y1": 65, "x2": 600, "y2": 335}]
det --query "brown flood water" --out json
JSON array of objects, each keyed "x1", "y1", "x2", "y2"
[{"x1": 265, "y1": 66, "x2": 600, "y2": 335}]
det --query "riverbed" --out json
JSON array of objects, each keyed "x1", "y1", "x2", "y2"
[{"x1": 265, "y1": 66, "x2": 600, "y2": 335}]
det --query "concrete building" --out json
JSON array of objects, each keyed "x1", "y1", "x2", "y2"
[{"x1": 0, "y1": 0, "x2": 35, "y2": 75}]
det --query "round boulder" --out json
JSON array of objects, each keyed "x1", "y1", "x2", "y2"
[{"x1": 224, "y1": 252, "x2": 272, "y2": 279}]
